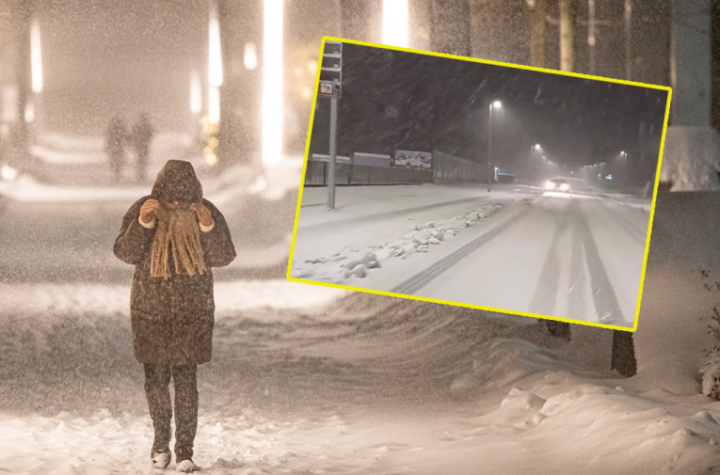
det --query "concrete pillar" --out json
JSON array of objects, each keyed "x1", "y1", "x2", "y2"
[
  {"x1": 10, "y1": 0, "x2": 31, "y2": 168},
  {"x1": 662, "y1": 0, "x2": 720, "y2": 191},
  {"x1": 428, "y1": 0, "x2": 470, "y2": 56},
  {"x1": 671, "y1": 0, "x2": 711, "y2": 126},
  {"x1": 217, "y1": 0, "x2": 262, "y2": 168}
]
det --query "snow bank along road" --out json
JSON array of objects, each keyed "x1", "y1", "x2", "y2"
[{"x1": 292, "y1": 188, "x2": 650, "y2": 328}]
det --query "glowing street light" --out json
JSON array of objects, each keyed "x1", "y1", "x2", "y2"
[
  {"x1": 208, "y1": 8, "x2": 223, "y2": 88},
  {"x1": 382, "y1": 0, "x2": 408, "y2": 47},
  {"x1": 24, "y1": 100, "x2": 34, "y2": 123},
  {"x1": 30, "y1": 18, "x2": 43, "y2": 94},
  {"x1": 619, "y1": 151, "x2": 628, "y2": 189},
  {"x1": 190, "y1": 69, "x2": 202, "y2": 114},
  {"x1": 244, "y1": 43, "x2": 258, "y2": 70},
  {"x1": 262, "y1": 0, "x2": 284, "y2": 165},
  {"x1": 208, "y1": 86, "x2": 220, "y2": 125},
  {"x1": 487, "y1": 100, "x2": 502, "y2": 192}
]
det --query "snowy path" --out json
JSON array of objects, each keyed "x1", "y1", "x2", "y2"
[
  {"x1": 3, "y1": 149, "x2": 720, "y2": 474},
  {"x1": 291, "y1": 189, "x2": 649, "y2": 328},
  {"x1": 413, "y1": 193, "x2": 648, "y2": 327},
  {"x1": 3, "y1": 291, "x2": 720, "y2": 475}
]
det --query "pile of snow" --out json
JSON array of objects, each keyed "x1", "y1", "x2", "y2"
[
  {"x1": 29, "y1": 144, "x2": 105, "y2": 165},
  {"x1": 0, "y1": 164, "x2": 19, "y2": 182},
  {"x1": 29, "y1": 131, "x2": 197, "y2": 167},
  {"x1": 0, "y1": 173, "x2": 148, "y2": 202},
  {"x1": 292, "y1": 201, "x2": 508, "y2": 284},
  {"x1": 0, "y1": 280, "x2": 346, "y2": 319},
  {"x1": 660, "y1": 126, "x2": 720, "y2": 191},
  {"x1": 209, "y1": 156, "x2": 304, "y2": 205},
  {"x1": 37, "y1": 133, "x2": 104, "y2": 152}
]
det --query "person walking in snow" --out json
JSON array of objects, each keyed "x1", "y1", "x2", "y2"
[
  {"x1": 105, "y1": 116, "x2": 127, "y2": 182},
  {"x1": 113, "y1": 160, "x2": 236, "y2": 472},
  {"x1": 131, "y1": 112, "x2": 154, "y2": 183}
]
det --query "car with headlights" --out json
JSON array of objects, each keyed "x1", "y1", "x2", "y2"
[{"x1": 545, "y1": 178, "x2": 570, "y2": 192}]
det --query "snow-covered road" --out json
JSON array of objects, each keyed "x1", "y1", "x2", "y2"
[
  {"x1": 412, "y1": 193, "x2": 648, "y2": 326},
  {"x1": 291, "y1": 186, "x2": 650, "y2": 327}
]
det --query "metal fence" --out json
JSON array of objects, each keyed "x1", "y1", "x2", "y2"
[
  {"x1": 432, "y1": 150, "x2": 486, "y2": 183},
  {"x1": 305, "y1": 151, "x2": 485, "y2": 186},
  {"x1": 304, "y1": 159, "x2": 432, "y2": 186}
]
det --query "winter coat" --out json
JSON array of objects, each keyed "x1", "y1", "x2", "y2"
[{"x1": 113, "y1": 160, "x2": 236, "y2": 365}]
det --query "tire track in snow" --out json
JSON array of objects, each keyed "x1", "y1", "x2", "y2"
[
  {"x1": 528, "y1": 199, "x2": 570, "y2": 318},
  {"x1": 389, "y1": 202, "x2": 536, "y2": 296},
  {"x1": 597, "y1": 199, "x2": 648, "y2": 247},
  {"x1": 576, "y1": 201, "x2": 630, "y2": 327},
  {"x1": 567, "y1": 201, "x2": 588, "y2": 321}
]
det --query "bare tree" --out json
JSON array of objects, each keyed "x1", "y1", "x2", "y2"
[
  {"x1": 10, "y1": 0, "x2": 31, "y2": 168},
  {"x1": 559, "y1": 0, "x2": 574, "y2": 71},
  {"x1": 530, "y1": 0, "x2": 547, "y2": 68}
]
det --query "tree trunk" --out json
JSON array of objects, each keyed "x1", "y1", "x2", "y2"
[
  {"x1": 530, "y1": 0, "x2": 547, "y2": 68},
  {"x1": 611, "y1": 330, "x2": 637, "y2": 376},
  {"x1": 11, "y1": 0, "x2": 31, "y2": 168},
  {"x1": 468, "y1": 0, "x2": 528, "y2": 64},
  {"x1": 545, "y1": 321, "x2": 571, "y2": 339},
  {"x1": 429, "y1": 0, "x2": 471, "y2": 57},
  {"x1": 559, "y1": 0, "x2": 574, "y2": 71}
]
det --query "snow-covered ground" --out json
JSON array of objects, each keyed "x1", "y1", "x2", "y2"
[
  {"x1": 291, "y1": 186, "x2": 650, "y2": 328},
  {"x1": 2, "y1": 136, "x2": 720, "y2": 474},
  {"x1": 660, "y1": 126, "x2": 720, "y2": 191},
  {"x1": 1, "y1": 132, "x2": 303, "y2": 276}
]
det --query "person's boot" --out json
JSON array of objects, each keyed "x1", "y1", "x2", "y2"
[
  {"x1": 176, "y1": 459, "x2": 199, "y2": 472},
  {"x1": 151, "y1": 450, "x2": 171, "y2": 469}
]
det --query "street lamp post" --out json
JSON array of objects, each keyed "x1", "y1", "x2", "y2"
[
  {"x1": 530, "y1": 144, "x2": 541, "y2": 180},
  {"x1": 620, "y1": 151, "x2": 628, "y2": 190},
  {"x1": 487, "y1": 100, "x2": 502, "y2": 192}
]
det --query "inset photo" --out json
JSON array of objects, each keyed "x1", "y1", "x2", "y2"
[{"x1": 289, "y1": 38, "x2": 671, "y2": 331}]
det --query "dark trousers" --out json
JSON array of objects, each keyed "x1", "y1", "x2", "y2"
[{"x1": 143, "y1": 364, "x2": 198, "y2": 462}]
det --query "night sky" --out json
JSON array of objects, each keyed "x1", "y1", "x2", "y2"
[{"x1": 313, "y1": 42, "x2": 669, "y2": 172}]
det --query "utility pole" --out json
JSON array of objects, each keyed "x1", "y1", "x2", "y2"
[
  {"x1": 559, "y1": 0, "x2": 574, "y2": 72},
  {"x1": 624, "y1": 0, "x2": 632, "y2": 81},
  {"x1": 319, "y1": 40, "x2": 343, "y2": 209},
  {"x1": 588, "y1": 0, "x2": 596, "y2": 74},
  {"x1": 487, "y1": 102, "x2": 493, "y2": 192},
  {"x1": 12, "y1": 0, "x2": 31, "y2": 167},
  {"x1": 530, "y1": 0, "x2": 546, "y2": 68}
]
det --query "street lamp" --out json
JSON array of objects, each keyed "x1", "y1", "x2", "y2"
[
  {"x1": 619, "y1": 151, "x2": 628, "y2": 190},
  {"x1": 529, "y1": 144, "x2": 542, "y2": 180},
  {"x1": 382, "y1": 0, "x2": 409, "y2": 47},
  {"x1": 487, "y1": 100, "x2": 502, "y2": 192}
]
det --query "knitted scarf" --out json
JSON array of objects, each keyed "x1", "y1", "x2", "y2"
[{"x1": 150, "y1": 202, "x2": 207, "y2": 279}]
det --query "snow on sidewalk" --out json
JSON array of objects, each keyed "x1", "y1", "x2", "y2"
[
  {"x1": 292, "y1": 201, "x2": 515, "y2": 285},
  {"x1": 292, "y1": 184, "x2": 539, "y2": 287},
  {"x1": 0, "y1": 280, "x2": 347, "y2": 319},
  {"x1": 3, "y1": 319, "x2": 720, "y2": 475},
  {"x1": 297, "y1": 183, "x2": 524, "y2": 228}
]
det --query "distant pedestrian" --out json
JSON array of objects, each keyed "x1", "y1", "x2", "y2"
[
  {"x1": 132, "y1": 113, "x2": 154, "y2": 183},
  {"x1": 105, "y1": 116, "x2": 127, "y2": 182},
  {"x1": 113, "y1": 160, "x2": 236, "y2": 472}
]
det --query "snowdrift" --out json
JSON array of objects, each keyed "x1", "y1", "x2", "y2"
[{"x1": 660, "y1": 126, "x2": 720, "y2": 191}]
